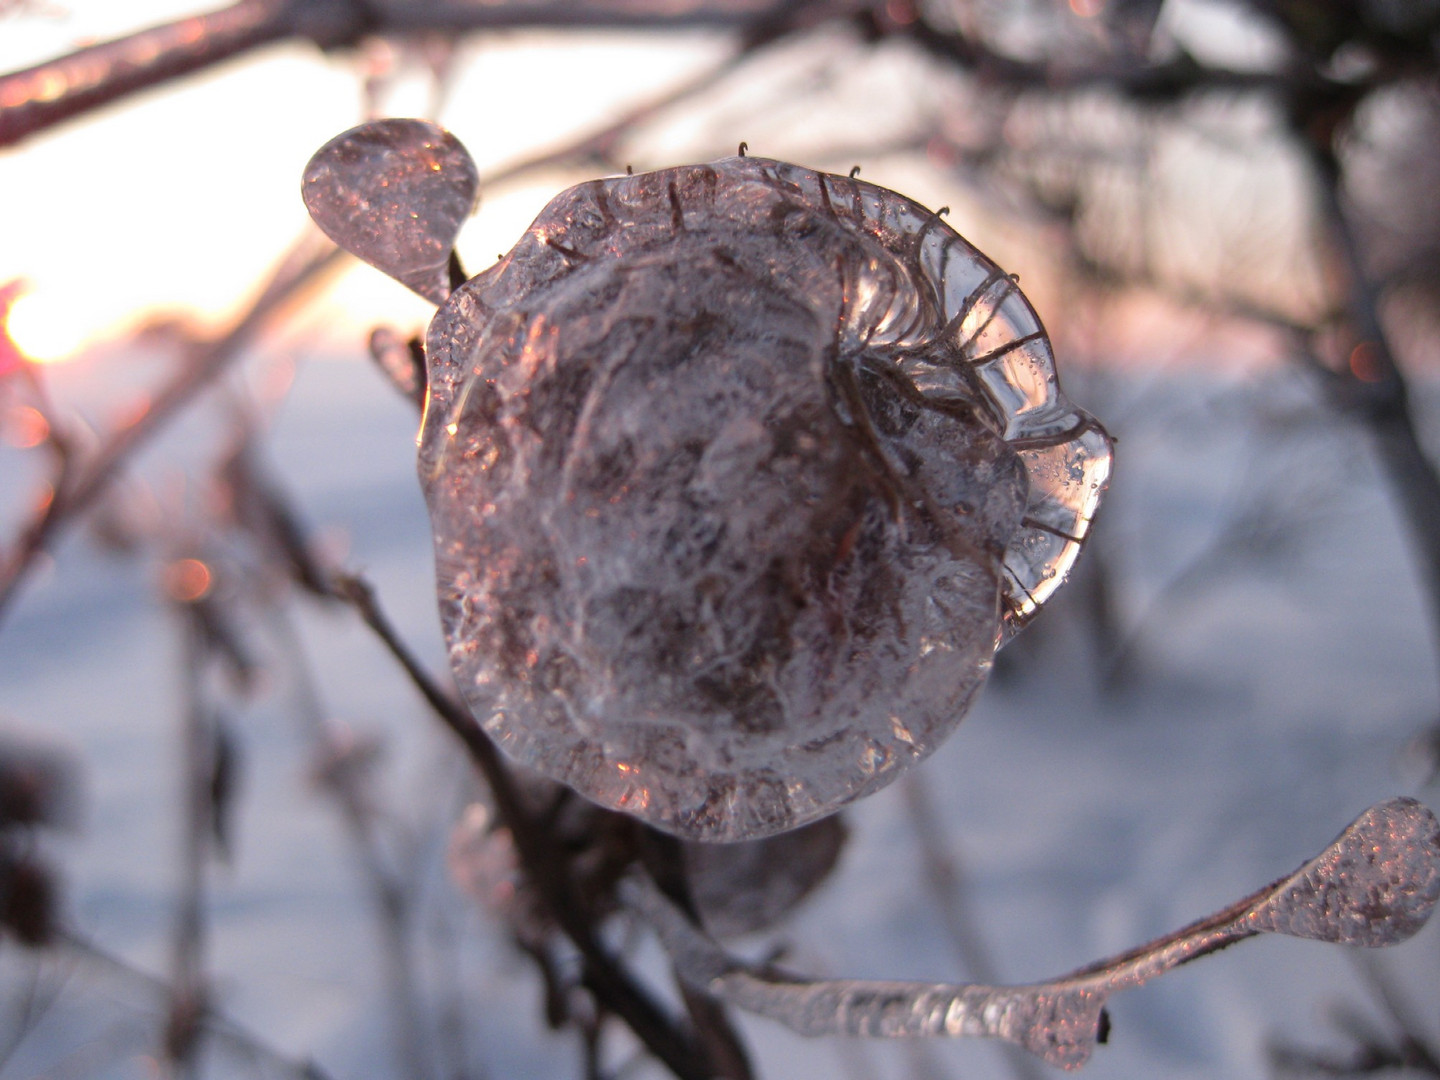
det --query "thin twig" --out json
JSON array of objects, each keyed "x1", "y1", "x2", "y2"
[
  {"x1": 0, "y1": 945, "x2": 75, "y2": 1072},
  {"x1": 1102, "y1": 424, "x2": 1340, "y2": 687},
  {"x1": 1301, "y1": 140, "x2": 1440, "y2": 688},
  {"x1": 901, "y1": 774, "x2": 1044, "y2": 1080},
  {"x1": 328, "y1": 572, "x2": 717, "y2": 1080},
  {"x1": 1268, "y1": 954, "x2": 1440, "y2": 1077},
  {"x1": 900, "y1": 774, "x2": 1000, "y2": 985},
  {"x1": 894, "y1": 13, "x2": 1334, "y2": 103},
  {"x1": 165, "y1": 606, "x2": 214, "y2": 1078},
  {"x1": 473, "y1": 26, "x2": 807, "y2": 192},
  {"x1": 267, "y1": 605, "x2": 432, "y2": 1080},
  {"x1": 1349, "y1": 951, "x2": 1440, "y2": 1075}
]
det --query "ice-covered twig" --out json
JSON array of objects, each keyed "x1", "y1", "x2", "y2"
[{"x1": 631, "y1": 798, "x2": 1440, "y2": 1070}]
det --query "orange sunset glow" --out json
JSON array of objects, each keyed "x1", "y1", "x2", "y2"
[{"x1": 0, "y1": 5, "x2": 727, "y2": 368}]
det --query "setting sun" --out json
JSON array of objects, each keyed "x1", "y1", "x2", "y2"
[{"x1": 3, "y1": 287, "x2": 91, "y2": 365}]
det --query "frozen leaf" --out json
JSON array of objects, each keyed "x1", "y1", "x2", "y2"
[
  {"x1": 418, "y1": 155, "x2": 1110, "y2": 841},
  {"x1": 631, "y1": 798, "x2": 1440, "y2": 1069},
  {"x1": 1244, "y1": 796, "x2": 1440, "y2": 946},
  {"x1": 684, "y1": 815, "x2": 848, "y2": 937},
  {"x1": 302, "y1": 119, "x2": 477, "y2": 304}
]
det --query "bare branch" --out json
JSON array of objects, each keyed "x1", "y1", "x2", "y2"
[
  {"x1": 163, "y1": 607, "x2": 217, "y2": 1076},
  {"x1": 60, "y1": 931, "x2": 337, "y2": 1080},
  {"x1": 1268, "y1": 952, "x2": 1440, "y2": 1077},
  {"x1": 0, "y1": 0, "x2": 297, "y2": 149},
  {"x1": 475, "y1": 46, "x2": 767, "y2": 190},
  {"x1": 1302, "y1": 138, "x2": 1440, "y2": 685},
  {"x1": 328, "y1": 572, "x2": 720, "y2": 1080},
  {"x1": 264, "y1": 603, "x2": 432, "y2": 1080}
]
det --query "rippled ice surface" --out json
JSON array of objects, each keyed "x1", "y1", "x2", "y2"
[{"x1": 0, "y1": 357, "x2": 1435, "y2": 1079}]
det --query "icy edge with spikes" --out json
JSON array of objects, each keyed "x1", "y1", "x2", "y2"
[{"x1": 629, "y1": 798, "x2": 1440, "y2": 1070}]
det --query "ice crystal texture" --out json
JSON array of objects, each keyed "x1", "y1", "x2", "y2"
[{"x1": 419, "y1": 156, "x2": 1110, "y2": 841}]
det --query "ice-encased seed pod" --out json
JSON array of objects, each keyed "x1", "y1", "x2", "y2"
[{"x1": 419, "y1": 157, "x2": 1111, "y2": 842}]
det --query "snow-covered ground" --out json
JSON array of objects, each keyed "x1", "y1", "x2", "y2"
[{"x1": 1, "y1": 348, "x2": 1436, "y2": 1080}]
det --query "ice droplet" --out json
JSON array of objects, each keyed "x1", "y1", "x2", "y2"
[
  {"x1": 1248, "y1": 796, "x2": 1440, "y2": 946},
  {"x1": 411, "y1": 156, "x2": 1111, "y2": 840},
  {"x1": 302, "y1": 119, "x2": 477, "y2": 304}
]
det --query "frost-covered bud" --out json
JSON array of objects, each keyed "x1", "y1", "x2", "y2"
[{"x1": 418, "y1": 157, "x2": 1109, "y2": 842}]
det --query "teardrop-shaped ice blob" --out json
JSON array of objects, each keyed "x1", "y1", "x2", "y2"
[
  {"x1": 419, "y1": 157, "x2": 1111, "y2": 841},
  {"x1": 302, "y1": 118, "x2": 478, "y2": 304}
]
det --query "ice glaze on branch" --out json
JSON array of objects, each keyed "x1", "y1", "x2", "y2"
[{"x1": 632, "y1": 798, "x2": 1440, "y2": 1069}]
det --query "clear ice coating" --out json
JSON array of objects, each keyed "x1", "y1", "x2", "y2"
[
  {"x1": 302, "y1": 119, "x2": 478, "y2": 305},
  {"x1": 418, "y1": 156, "x2": 1111, "y2": 841},
  {"x1": 633, "y1": 798, "x2": 1440, "y2": 1069}
]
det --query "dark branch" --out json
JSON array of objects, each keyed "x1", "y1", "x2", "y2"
[{"x1": 329, "y1": 573, "x2": 719, "y2": 1080}]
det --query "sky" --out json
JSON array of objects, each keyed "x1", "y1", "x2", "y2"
[{"x1": 0, "y1": 3, "x2": 725, "y2": 362}]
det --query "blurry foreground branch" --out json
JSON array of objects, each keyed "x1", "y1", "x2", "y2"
[
  {"x1": 0, "y1": 232, "x2": 345, "y2": 625},
  {"x1": 0, "y1": 0, "x2": 825, "y2": 149}
]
